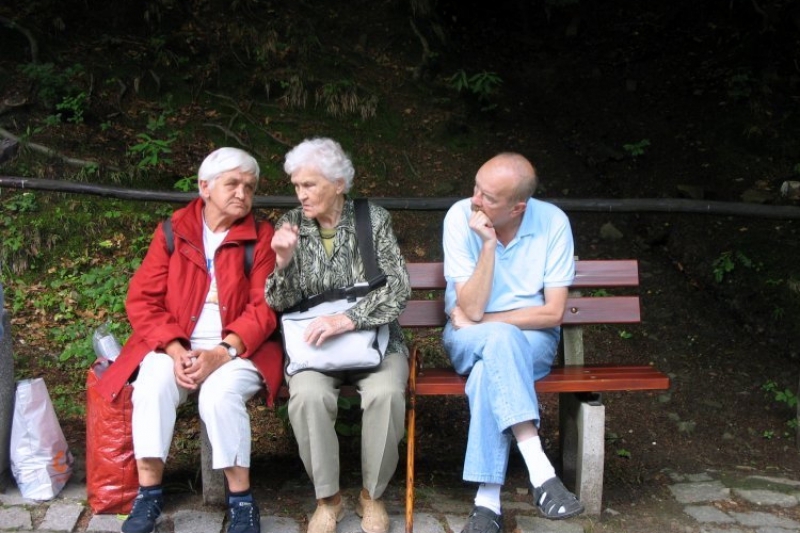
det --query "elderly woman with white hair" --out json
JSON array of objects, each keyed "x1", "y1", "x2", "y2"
[
  {"x1": 266, "y1": 138, "x2": 411, "y2": 533},
  {"x1": 96, "y1": 147, "x2": 284, "y2": 533}
]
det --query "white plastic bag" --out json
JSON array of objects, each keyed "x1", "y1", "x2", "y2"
[{"x1": 10, "y1": 378, "x2": 73, "y2": 500}]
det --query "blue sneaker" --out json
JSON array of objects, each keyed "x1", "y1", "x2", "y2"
[
  {"x1": 121, "y1": 487, "x2": 164, "y2": 533},
  {"x1": 227, "y1": 500, "x2": 261, "y2": 533}
]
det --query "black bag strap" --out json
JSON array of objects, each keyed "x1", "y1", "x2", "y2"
[
  {"x1": 354, "y1": 198, "x2": 381, "y2": 282},
  {"x1": 162, "y1": 217, "x2": 255, "y2": 277},
  {"x1": 163, "y1": 216, "x2": 175, "y2": 255},
  {"x1": 285, "y1": 199, "x2": 386, "y2": 313}
]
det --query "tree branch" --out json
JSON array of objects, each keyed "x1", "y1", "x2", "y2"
[
  {"x1": 205, "y1": 91, "x2": 294, "y2": 148},
  {"x1": 408, "y1": 17, "x2": 433, "y2": 81},
  {"x1": 0, "y1": 16, "x2": 39, "y2": 63},
  {"x1": 0, "y1": 127, "x2": 118, "y2": 171}
]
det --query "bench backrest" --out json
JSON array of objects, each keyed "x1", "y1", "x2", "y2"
[
  {"x1": 400, "y1": 260, "x2": 640, "y2": 327},
  {"x1": 400, "y1": 260, "x2": 640, "y2": 367}
]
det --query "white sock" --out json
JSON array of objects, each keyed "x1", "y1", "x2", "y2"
[
  {"x1": 474, "y1": 483, "x2": 502, "y2": 515},
  {"x1": 517, "y1": 436, "x2": 556, "y2": 488}
]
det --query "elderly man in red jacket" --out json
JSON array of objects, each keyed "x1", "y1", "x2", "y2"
[{"x1": 96, "y1": 147, "x2": 283, "y2": 533}]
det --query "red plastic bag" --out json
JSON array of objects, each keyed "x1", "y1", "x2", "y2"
[{"x1": 85, "y1": 360, "x2": 138, "y2": 514}]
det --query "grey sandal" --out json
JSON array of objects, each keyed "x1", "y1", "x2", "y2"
[{"x1": 532, "y1": 478, "x2": 585, "y2": 520}]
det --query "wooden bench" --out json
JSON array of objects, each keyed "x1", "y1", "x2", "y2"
[
  {"x1": 201, "y1": 259, "x2": 670, "y2": 532},
  {"x1": 401, "y1": 259, "x2": 668, "y2": 531}
]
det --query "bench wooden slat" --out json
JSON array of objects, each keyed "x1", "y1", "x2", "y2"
[
  {"x1": 398, "y1": 296, "x2": 640, "y2": 327},
  {"x1": 406, "y1": 263, "x2": 446, "y2": 290},
  {"x1": 406, "y1": 259, "x2": 639, "y2": 290},
  {"x1": 398, "y1": 300, "x2": 447, "y2": 327},
  {"x1": 572, "y1": 259, "x2": 639, "y2": 287},
  {"x1": 413, "y1": 365, "x2": 669, "y2": 396},
  {"x1": 563, "y1": 296, "x2": 640, "y2": 324}
]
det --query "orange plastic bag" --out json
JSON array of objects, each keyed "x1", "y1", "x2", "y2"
[{"x1": 85, "y1": 360, "x2": 138, "y2": 514}]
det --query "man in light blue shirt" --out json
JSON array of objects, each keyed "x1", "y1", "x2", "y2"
[{"x1": 442, "y1": 153, "x2": 583, "y2": 533}]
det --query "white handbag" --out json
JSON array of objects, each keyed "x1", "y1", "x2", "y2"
[{"x1": 282, "y1": 297, "x2": 390, "y2": 376}]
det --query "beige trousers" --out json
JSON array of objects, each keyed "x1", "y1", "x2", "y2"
[{"x1": 286, "y1": 351, "x2": 408, "y2": 500}]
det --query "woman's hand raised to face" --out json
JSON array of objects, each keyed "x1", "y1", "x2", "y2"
[{"x1": 271, "y1": 224, "x2": 300, "y2": 270}]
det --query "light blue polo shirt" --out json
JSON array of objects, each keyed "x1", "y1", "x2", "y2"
[{"x1": 443, "y1": 198, "x2": 575, "y2": 316}]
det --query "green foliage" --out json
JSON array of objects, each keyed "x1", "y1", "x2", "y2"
[
  {"x1": 334, "y1": 396, "x2": 362, "y2": 437},
  {"x1": 0, "y1": 192, "x2": 43, "y2": 273},
  {"x1": 448, "y1": 70, "x2": 503, "y2": 111},
  {"x1": 55, "y1": 92, "x2": 87, "y2": 124},
  {"x1": 147, "y1": 35, "x2": 188, "y2": 68},
  {"x1": 174, "y1": 176, "x2": 197, "y2": 192},
  {"x1": 762, "y1": 380, "x2": 798, "y2": 409},
  {"x1": 4, "y1": 192, "x2": 39, "y2": 213},
  {"x1": 2, "y1": 195, "x2": 155, "y2": 369},
  {"x1": 606, "y1": 431, "x2": 630, "y2": 457},
  {"x1": 761, "y1": 380, "x2": 798, "y2": 438},
  {"x1": 618, "y1": 330, "x2": 633, "y2": 339},
  {"x1": 128, "y1": 132, "x2": 178, "y2": 170},
  {"x1": 712, "y1": 252, "x2": 735, "y2": 282},
  {"x1": 712, "y1": 250, "x2": 758, "y2": 283},
  {"x1": 623, "y1": 139, "x2": 651, "y2": 157},
  {"x1": 128, "y1": 112, "x2": 179, "y2": 170},
  {"x1": 275, "y1": 403, "x2": 290, "y2": 428},
  {"x1": 726, "y1": 68, "x2": 753, "y2": 101},
  {"x1": 43, "y1": 114, "x2": 63, "y2": 127},
  {"x1": 34, "y1": 256, "x2": 137, "y2": 366},
  {"x1": 17, "y1": 62, "x2": 85, "y2": 108},
  {"x1": 50, "y1": 383, "x2": 86, "y2": 419}
]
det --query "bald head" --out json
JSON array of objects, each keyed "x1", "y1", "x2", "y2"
[{"x1": 478, "y1": 153, "x2": 537, "y2": 203}]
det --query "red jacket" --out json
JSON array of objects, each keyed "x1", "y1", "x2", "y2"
[{"x1": 96, "y1": 198, "x2": 284, "y2": 405}]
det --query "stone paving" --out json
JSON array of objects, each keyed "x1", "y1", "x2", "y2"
[
  {"x1": 668, "y1": 471, "x2": 800, "y2": 533},
  {"x1": 1, "y1": 469, "x2": 799, "y2": 533}
]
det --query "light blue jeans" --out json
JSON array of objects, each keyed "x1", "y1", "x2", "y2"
[{"x1": 444, "y1": 321, "x2": 560, "y2": 485}]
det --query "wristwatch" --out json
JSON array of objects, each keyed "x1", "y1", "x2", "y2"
[{"x1": 219, "y1": 341, "x2": 239, "y2": 359}]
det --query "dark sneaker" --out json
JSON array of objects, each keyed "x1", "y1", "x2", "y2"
[
  {"x1": 121, "y1": 488, "x2": 164, "y2": 533},
  {"x1": 461, "y1": 506, "x2": 502, "y2": 533},
  {"x1": 227, "y1": 500, "x2": 261, "y2": 533},
  {"x1": 532, "y1": 478, "x2": 584, "y2": 520}
]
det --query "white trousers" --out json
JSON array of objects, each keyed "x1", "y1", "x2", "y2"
[{"x1": 131, "y1": 352, "x2": 263, "y2": 469}]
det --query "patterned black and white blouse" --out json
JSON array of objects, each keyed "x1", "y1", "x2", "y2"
[{"x1": 265, "y1": 199, "x2": 411, "y2": 357}]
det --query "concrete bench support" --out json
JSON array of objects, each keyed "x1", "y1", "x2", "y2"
[
  {"x1": 0, "y1": 310, "x2": 15, "y2": 491},
  {"x1": 559, "y1": 392, "x2": 605, "y2": 515},
  {"x1": 200, "y1": 421, "x2": 226, "y2": 505}
]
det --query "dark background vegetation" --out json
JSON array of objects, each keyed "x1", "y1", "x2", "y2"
[{"x1": 1, "y1": 0, "x2": 800, "y2": 527}]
